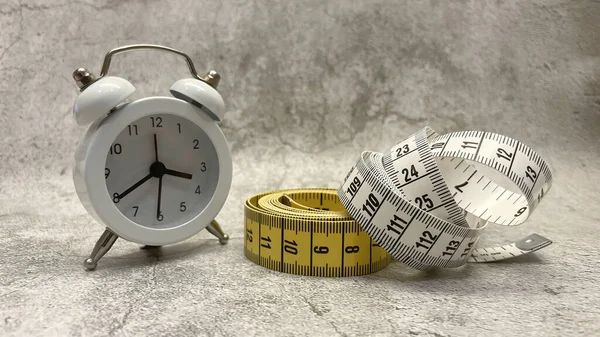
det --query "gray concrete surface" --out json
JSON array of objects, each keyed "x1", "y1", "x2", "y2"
[{"x1": 1, "y1": 0, "x2": 599, "y2": 336}]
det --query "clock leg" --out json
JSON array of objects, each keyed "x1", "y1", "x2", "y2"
[
  {"x1": 83, "y1": 228, "x2": 119, "y2": 270},
  {"x1": 206, "y1": 219, "x2": 229, "y2": 244}
]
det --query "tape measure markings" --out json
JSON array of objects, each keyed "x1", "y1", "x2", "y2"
[
  {"x1": 338, "y1": 127, "x2": 553, "y2": 270},
  {"x1": 383, "y1": 128, "x2": 469, "y2": 229},
  {"x1": 430, "y1": 130, "x2": 552, "y2": 226},
  {"x1": 244, "y1": 189, "x2": 391, "y2": 276},
  {"x1": 431, "y1": 130, "x2": 552, "y2": 200},
  {"x1": 339, "y1": 158, "x2": 483, "y2": 270}
]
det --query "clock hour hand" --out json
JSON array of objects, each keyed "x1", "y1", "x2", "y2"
[
  {"x1": 164, "y1": 168, "x2": 193, "y2": 180},
  {"x1": 116, "y1": 173, "x2": 153, "y2": 201}
]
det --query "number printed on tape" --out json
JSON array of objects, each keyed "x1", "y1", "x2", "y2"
[
  {"x1": 244, "y1": 189, "x2": 391, "y2": 277},
  {"x1": 338, "y1": 127, "x2": 553, "y2": 270}
]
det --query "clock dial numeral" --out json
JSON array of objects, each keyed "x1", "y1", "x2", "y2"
[
  {"x1": 128, "y1": 124, "x2": 138, "y2": 136},
  {"x1": 201, "y1": 162, "x2": 206, "y2": 172},
  {"x1": 113, "y1": 193, "x2": 120, "y2": 203},
  {"x1": 177, "y1": 123, "x2": 182, "y2": 134},
  {"x1": 157, "y1": 211, "x2": 164, "y2": 221},
  {"x1": 151, "y1": 116, "x2": 163, "y2": 128},
  {"x1": 105, "y1": 168, "x2": 110, "y2": 179},
  {"x1": 180, "y1": 202, "x2": 186, "y2": 212},
  {"x1": 195, "y1": 185, "x2": 201, "y2": 194},
  {"x1": 132, "y1": 206, "x2": 139, "y2": 216},
  {"x1": 109, "y1": 143, "x2": 122, "y2": 155},
  {"x1": 193, "y1": 139, "x2": 200, "y2": 149}
]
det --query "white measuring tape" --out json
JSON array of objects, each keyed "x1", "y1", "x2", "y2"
[{"x1": 338, "y1": 127, "x2": 553, "y2": 270}]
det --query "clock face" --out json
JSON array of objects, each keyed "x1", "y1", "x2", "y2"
[{"x1": 104, "y1": 113, "x2": 220, "y2": 229}]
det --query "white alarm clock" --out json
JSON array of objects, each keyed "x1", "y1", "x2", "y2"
[{"x1": 71, "y1": 45, "x2": 232, "y2": 270}]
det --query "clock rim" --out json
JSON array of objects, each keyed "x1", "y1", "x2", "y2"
[{"x1": 74, "y1": 96, "x2": 232, "y2": 245}]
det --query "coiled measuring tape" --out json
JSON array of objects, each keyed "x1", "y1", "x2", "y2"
[
  {"x1": 244, "y1": 127, "x2": 553, "y2": 275},
  {"x1": 244, "y1": 189, "x2": 391, "y2": 276},
  {"x1": 339, "y1": 127, "x2": 553, "y2": 270}
]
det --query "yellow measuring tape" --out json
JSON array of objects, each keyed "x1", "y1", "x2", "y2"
[{"x1": 244, "y1": 188, "x2": 391, "y2": 276}]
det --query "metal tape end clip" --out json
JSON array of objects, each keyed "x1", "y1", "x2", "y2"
[{"x1": 515, "y1": 233, "x2": 553, "y2": 252}]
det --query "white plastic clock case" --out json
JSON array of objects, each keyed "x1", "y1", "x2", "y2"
[{"x1": 73, "y1": 80, "x2": 232, "y2": 246}]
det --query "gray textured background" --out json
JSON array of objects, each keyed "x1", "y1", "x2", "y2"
[{"x1": 1, "y1": 0, "x2": 599, "y2": 336}]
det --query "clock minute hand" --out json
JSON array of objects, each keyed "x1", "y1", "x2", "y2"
[
  {"x1": 116, "y1": 173, "x2": 153, "y2": 201},
  {"x1": 156, "y1": 175, "x2": 163, "y2": 220},
  {"x1": 154, "y1": 133, "x2": 159, "y2": 162},
  {"x1": 164, "y1": 168, "x2": 193, "y2": 180}
]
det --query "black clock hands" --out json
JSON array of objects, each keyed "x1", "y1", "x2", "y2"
[
  {"x1": 153, "y1": 133, "x2": 163, "y2": 221},
  {"x1": 154, "y1": 133, "x2": 159, "y2": 162},
  {"x1": 115, "y1": 133, "x2": 191, "y2": 220},
  {"x1": 164, "y1": 168, "x2": 192, "y2": 180},
  {"x1": 154, "y1": 132, "x2": 193, "y2": 180},
  {"x1": 115, "y1": 173, "x2": 153, "y2": 201},
  {"x1": 114, "y1": 133, "x2": 161, "y2": 203},
  {"x1": 156, "y1": 175, "x2": 163, "y2": 221}
]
